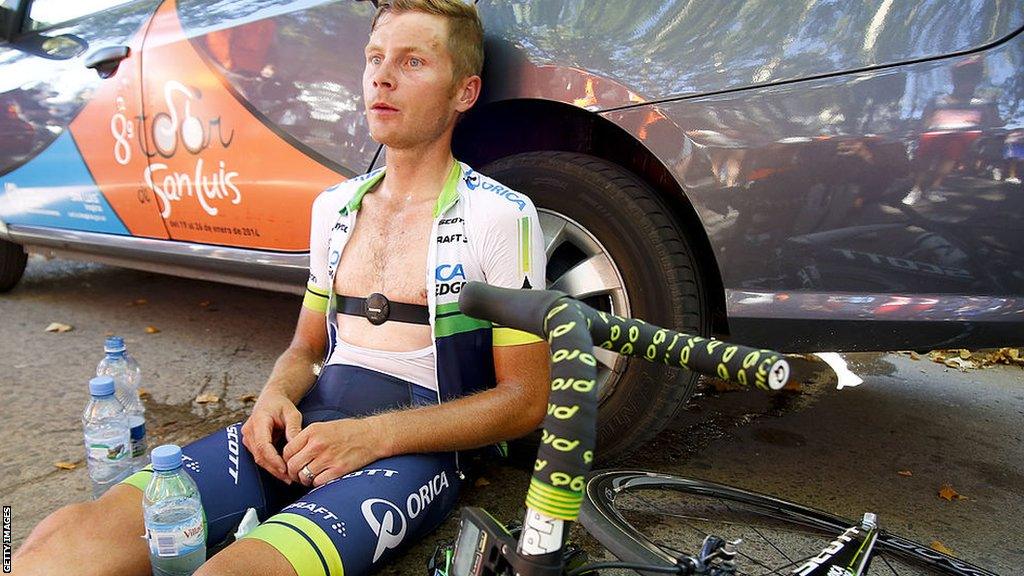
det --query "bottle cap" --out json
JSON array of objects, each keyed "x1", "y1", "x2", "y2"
[
  {"x1": 104, "y1": 336, "x2": 126, "y2": 354},
  {"x1": 89, "y1": 376, "x2": 116, "y2": 397},
  {"x1": 151, "y1": 444, "x2": 183, "y2": 471}
]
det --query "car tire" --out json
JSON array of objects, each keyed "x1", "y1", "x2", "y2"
[
  {"x1": 481, "y1": 151, "x2": 709, "y2": 462},
  {"x1": 0, "y1": 239, "x2": 27, "y2": 293}
]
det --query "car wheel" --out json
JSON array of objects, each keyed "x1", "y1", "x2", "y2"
[
  {"x1": 0, "y1": 238, "x2": 27, "y2": 293},
  {"x1": 481, "y1": 151, "x2": 709, "y2": 462}
]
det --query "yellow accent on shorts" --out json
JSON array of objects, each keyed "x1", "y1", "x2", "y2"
[
  {"x1": 120, "y1": 466, "x2": 154, "y2": 492},
  {"x1": 243, "y1": 512, "x2": 344, "y2": 576},
  {"x1": 493, "y1": 326, "x2": 543, "y2": 346}
]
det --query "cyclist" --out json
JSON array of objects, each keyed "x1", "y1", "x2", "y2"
[{"x1": 12, "y1": 2, "x2": 549, "y2": 575}]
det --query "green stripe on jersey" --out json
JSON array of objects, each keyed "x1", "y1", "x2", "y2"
[
  {"x1": 436, "y1": 301, "x2": 461, "y2": 316},
  {"x1": 432, "y1": 162, "x2": 465, "y2": 218},
  {"x1": 518, "y1": 216, "x2": 531, "y2": 274},
  {"x1": 435, "y1": 313, "x2": 489, "y2": 338}
]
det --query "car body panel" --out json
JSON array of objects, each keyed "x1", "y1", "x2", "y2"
[
  {"x1": 599, "y1": 36, "x2": 1024, "y2": 347},
  {"x1": 173, "y1": 0, "x2": 380, "y2": 175},
  {"x1": 0, "y1": 1, "x2": 165, "y2": 237},
  {"x1": 132, "y1": 0, "x2": 348, "y2": 250},
  {"x1": 476, "y1": 0, "x2": 1024, "y2": 108},
  {"x1": 0, "y1": 0, "x2": 1022, "y2": 351}
]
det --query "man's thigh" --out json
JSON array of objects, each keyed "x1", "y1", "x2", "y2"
[
  {"x1": 242, "y1": 452, "x2": 461, "y2": 576},
  {"x1": 121, "y1": 421, "x2": 299, "y2": 546}
]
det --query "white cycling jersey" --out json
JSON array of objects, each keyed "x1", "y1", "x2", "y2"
[{"x1": 302, "y1": 160, "x2": 547, "y2": 407}]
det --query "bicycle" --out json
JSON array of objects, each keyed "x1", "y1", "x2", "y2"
[{"x1": 426, "y1": 281, "x2": 997, "y2": 576}]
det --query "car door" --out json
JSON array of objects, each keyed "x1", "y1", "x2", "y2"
[
  {"x1": 138, "y1": 0, "x2": 378, "y2": 251},
  {"x1": 0, "y1": 0, "x2": 168, "y2": 239}
]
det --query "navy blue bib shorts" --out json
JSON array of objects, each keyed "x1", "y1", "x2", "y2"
[{"x1": 121, "y1": 365, "x2": 463, "y2": 576}]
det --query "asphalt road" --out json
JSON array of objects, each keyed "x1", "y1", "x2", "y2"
[{"x1": 2, "y1": 255, "x2": 1021, "y2": 574}]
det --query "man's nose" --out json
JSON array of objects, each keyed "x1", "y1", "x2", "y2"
[{"x1": 372, "y1": 61, "x2": 395, "y2": 90}]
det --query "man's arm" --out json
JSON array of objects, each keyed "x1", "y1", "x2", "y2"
[
  {"x1": 260, "y1": 305, "x2": 327, "y2": 403},
  {"x1": 241, "y1": 305, "x2": 326, "y2": 483}
]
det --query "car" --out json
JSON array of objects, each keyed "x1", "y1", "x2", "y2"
[{"x1": 1, "y1": 0, "x2": 1022, "y2": 459}]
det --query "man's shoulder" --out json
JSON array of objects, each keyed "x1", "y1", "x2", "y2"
[
  {"x1": 457, "y1": 163, "x2": 536, "y2": 222},
  {"x1": 313, "y1": 168, "x2": 386, "y2": 215}
]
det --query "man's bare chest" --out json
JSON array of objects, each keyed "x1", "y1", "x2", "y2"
[{"x1": 333, "y1": 203, "x2": 434, "y2": 304}]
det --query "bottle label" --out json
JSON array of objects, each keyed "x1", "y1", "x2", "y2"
[
  {"x1": 131, "y1": 438, "x2": 147, "y2": 459},
  {"x1": 86, "y1": 441, "x2": 128, "y2": 463},
  {"x1": 147, "y1": 515, "x2": 205, "y2": 557}
]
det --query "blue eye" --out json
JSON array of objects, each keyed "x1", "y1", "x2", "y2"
[
  {"x1": 369, "y1": 55, "x2": 382, "y2": 65},
  {"x1": 409, "y1": 58, "x2": 422, "y2": 67}
]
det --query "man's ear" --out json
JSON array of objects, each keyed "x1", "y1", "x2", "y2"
[{"x1": 454, "y1": 75, "x2": 482, "y2": 113}]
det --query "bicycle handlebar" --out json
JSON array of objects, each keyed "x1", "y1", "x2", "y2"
[
  {"x1": 460, "y1": 282, "x2": 791, "y2": 535},
  {"x1": 462, "y1": 280, "x2": 790, "y2": 522}
]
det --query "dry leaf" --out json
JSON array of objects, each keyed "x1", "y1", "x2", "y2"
[
  {"x1": 45, "y1": 322, "x2": 73, "y2": 333},
  {"x1": 145, "y1": 325, "x2": 161, "y2": 334},
  {"x1": 239, "y1": 394, "x2": 257, "y2": 403},
  {"x1": 897, "y1": 470, "x2": 913, "y2": 477},
  {"x1": 54, "y1": 461, "x2": 77, "y2": 470},
  {"x1": 199, "y1": 300, "x2": 211, "y2": 307},
  {"x1": 195, "y1": 393, "x2": 220, "y2": 404},
  {"x1": 930, "y1": 540, "x2": 955, "y2": 556},
  {"x1": 138, "y1": 388, "x2": 150, "y2": 399},
  {"x1": 474, "y1": 477, "x2": 491, "y2": 487},
  {"x1": 938, "y1": 484, "x2": 967, "y2": 501},
  {"x1": 958, "y1": 349, "x2": 972, "y2": 359},
  {"x1": 943, "y1": 357, "x2": 968, "y2": 370}
]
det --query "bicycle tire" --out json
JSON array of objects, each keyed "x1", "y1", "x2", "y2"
[{"x1": 580, "y1": 470, "x2": 997, "y2": 576}]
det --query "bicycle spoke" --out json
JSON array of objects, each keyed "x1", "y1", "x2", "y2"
[
  {"x1": 616, "y1": 491, "x2": 826, "y2": 576},
  {"x1": 878, "y1": 552, "x2": 903, "y2": 576},
  {"x1": 722, "y1": 497, "x2": 796, "y2": 567}
]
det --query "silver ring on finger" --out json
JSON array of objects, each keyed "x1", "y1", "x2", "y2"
[{"x1": 301, "y1": 464, "x2": 316, "y2": 482}]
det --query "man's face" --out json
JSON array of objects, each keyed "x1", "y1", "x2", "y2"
[{"x1": 363, "y1": 11, "x2": 473, "y2": 150}]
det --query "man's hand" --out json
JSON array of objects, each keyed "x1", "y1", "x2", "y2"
[
  {"x1": 241, "y1": 390, "x2": 303, "y2": 484},
  {"x1": 282, "y1": 418, "x2": 386, "y2": 488}
]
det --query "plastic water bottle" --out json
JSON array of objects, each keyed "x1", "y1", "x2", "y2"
[
  {"x1": 82, "y1": 376, "x2": 132, "y2": 498},
  {"x1": 97, "y1": 336, "x2": 147, "y2": 471},
  {"x1": 144, "y1": 445, "x2": 207, "y2": 576}
]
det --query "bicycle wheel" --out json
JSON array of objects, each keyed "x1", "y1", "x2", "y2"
[{"x1": 580, "y1": 471, "x2": 997, "y2": 576}]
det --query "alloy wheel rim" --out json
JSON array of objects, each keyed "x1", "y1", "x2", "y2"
[{"x1": 538, "y1": 208, "x2": 630, "y2": 402}]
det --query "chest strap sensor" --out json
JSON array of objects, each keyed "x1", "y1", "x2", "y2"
[{"x1": 337, "y1": 293, "x2": 429, "y2": 325}]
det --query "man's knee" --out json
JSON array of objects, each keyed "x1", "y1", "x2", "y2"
[
  {"x1": 17, "y1": 500, "x2": 95, "y2": 554},
  {"x1": 21, "y1": 485, "x2": 143, "y2": 550}
]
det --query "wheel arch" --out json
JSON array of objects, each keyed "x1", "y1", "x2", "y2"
[{"x1": 453, "y1": 98, "x2": 729, "y2": 337}]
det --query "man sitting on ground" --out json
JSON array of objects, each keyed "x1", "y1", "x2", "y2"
[{"x1": 12, "y1": 1, "x2": 548, "y2": 574}]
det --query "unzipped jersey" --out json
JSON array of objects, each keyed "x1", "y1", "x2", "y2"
[{"x1": 302, "y1": 160, "x2": 547, "y2": 406}]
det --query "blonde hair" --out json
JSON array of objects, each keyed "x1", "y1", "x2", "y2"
[{"x1": 371, "y1": 0, "x2": 484, "y2": 84}]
